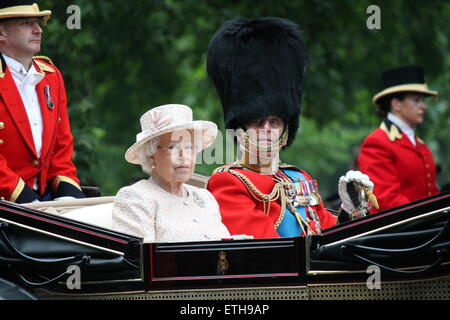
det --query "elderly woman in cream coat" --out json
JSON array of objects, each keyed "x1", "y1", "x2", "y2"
[{"x1": 112, "y1": 104, "x2": 231, "y2": 242}]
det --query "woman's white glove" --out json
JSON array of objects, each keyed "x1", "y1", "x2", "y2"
[
  {"x1": 338, "y1": 170, "x2": 374, "y2": 216},
  {"x1": 53, "y1": 196, "x2": 76, "y2": 201},
  {"x1": 230, "y1": 234, "x2": 254, "y2": 240}
]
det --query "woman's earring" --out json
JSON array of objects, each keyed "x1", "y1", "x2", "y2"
[{"x1": 150, "y1": 159, "x2": 156, "y2": 169}]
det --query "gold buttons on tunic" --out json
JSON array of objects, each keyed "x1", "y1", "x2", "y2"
[
  {"x1": 0, "y1": 139, "x2": 3, "y2": 145},
  {"x1": 0, "y1": 122, "x2": 4, "y2": 129},
  {"x1": 32, "y1": 160, "x2": 39, "y2": 167}
]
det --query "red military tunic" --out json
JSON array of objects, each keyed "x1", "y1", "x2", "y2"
[
  {"x1": 357, "y1": 120, "x2": 440, "y2": 212},
  {"x1": 207, "y1": 163, "x2": 337, "y2": 239},
  {"x1": 0, "y1": 55, "x2": 83, "y2": 203}
]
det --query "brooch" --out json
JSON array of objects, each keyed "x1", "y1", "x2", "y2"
[{"x1": 193, "y1": 191, "x2": 206, "y2": 208}]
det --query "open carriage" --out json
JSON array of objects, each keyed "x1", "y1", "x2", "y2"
[{"x1": 0, "y1": 174, "x2": 449, "y2": 300}]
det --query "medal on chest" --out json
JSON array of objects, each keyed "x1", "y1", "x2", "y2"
[
  {"x1": 276, "y1": 171, "x2": 322, "y2": 208},
  {"x1": 44, "y1": 85, "x2": 54, "y2": 110},
  {"x1": 275, "y1": 170, "x2": 323, "y2": 235}
]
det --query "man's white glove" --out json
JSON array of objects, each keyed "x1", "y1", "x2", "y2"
[{"x1": 338, "y1": 170, "x2": 374, "y2": 216}]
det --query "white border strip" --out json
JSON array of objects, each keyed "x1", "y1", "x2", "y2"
[
  {"x1": 0, "y1": 217, "x2": 124, "y2": 256},
  {"x1": 325, "y1": 207, "x2": 450, "y2": 247}
]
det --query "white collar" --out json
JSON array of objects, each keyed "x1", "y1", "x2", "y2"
[
  {"x1": 387, "y1": 112, "x2": 416, "y2": 145},
  {"x1": 3, "y1": 54, "x2": 30, "y2": 74},
  {"x1": 387, "y1": 113, "x2": 415, "y2": 134},
  {"x1": 3, "y1": 54, "x2": 43, "y2": 77},
  {"x1": 3, "y1": 54, "x2": 44, "y2": 86}
]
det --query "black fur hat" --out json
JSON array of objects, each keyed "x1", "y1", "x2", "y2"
[{"x1": 207, "y1": 17, "x2": 308, "y2": 147}]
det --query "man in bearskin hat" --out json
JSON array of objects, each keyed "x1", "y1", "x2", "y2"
[
  {"x1": 357, "y1": 66, "x2": 440, "y2": 212},
  {"x1": 0, "y1": 1, "x2": 85, "y2": 203},
  {"x1": 206, "y1": 17, "x2": 376, "y2": 238}
]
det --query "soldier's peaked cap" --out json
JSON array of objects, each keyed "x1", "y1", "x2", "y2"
[{"x1": 0, "y1": 1, "x2": 51, "y2": 23}]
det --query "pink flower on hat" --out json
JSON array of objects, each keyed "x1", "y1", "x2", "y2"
[
  {"x1": 137, "y1": 110, "x2": 173, "y2": 141},
  {"x1": 148, "y1": 110, "x2": 173, "y2": 131},
  {"x1": 125, "y1": 104, "x2": 218, "y2": 165}
]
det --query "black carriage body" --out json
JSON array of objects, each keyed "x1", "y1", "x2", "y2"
[
  {"x1": 0, "y1": 200, "x2": 143, "y2": 294},
  {"x1": 0, "y1": 191, "x2": 449, "y2": 297},
  {"x1": 142, "y1": 237, "x2": 304, "y2": 290},
  {"x1": 308, "y1": 191, "x2": 450, "y2": 283}
]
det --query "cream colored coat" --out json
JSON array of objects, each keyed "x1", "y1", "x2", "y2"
[{"x1": 111, "y1": 178, "x2": 231, "y2": 242}]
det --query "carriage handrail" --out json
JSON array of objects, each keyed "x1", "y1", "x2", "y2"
[
  {"x1": 0, "y1": 222, "x2": 91, "y2": 266},
  {"x1": 20, "y1": 196, "x2": 115, "y2": 210},
  {"x1": 340, "y1": 215, "x2": 450, "y2": 256}
]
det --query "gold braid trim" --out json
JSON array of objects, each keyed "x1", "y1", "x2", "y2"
[
  {"x1": 212, "y1": 162, "x2": 242, "y2": 174},
  {"x1": 228, "y1": 169, "x2": 287, "y2": 228},
  {"x1": 33, "y1": 55, "x2": 54, "y2": 65},
  {"x1": 33, "y1": 59, "x2": 55, "y2": 74},
  {"x1": 285, "y1": 202, "x2": 315, "y2": 235},
  {"x1": 380, "y1": 121, "x2": 402, "y2": 142},
  {"x1": 272, "y1": 172, "x2": 317, "y2": 235},
  {"x1": 51, "y1": 175, "x2": 82, "y2": 192},
  {"x1": 228, "y1": 169, "x2": 317, "y2": 235},
  {"x1": 10, "y1": 178, "x2": 25, "y2": 203}
]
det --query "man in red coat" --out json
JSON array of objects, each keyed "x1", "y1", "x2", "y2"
[
  {"x1": 206, "y1": 18, "x2": 376, "y2": 239},
  {"x1": 0, "y1": 1, "x2": 84, "y2": 203},
  {"x1": 358, "y1": 66, "x2": 440, "y2": 212}
]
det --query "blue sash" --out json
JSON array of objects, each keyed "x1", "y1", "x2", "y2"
[{"x1": 276, "y1": 170, "x2": 308, "y2": 237}]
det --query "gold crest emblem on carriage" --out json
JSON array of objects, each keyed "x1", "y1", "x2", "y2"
[{"x1": 217, "y1": 251, "x2": 229, "y2": 275}]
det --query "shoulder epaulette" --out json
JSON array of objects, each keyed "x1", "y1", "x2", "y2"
[
  {"x1": 379, "y1": 120, "x2": 402, "y2": 142},
  {"x1": 33, "y1": 55, "x2": 54, "y2": 65},
  {"x1": 279, "y1": 162, "x2": 302, "y2": 171},
  {"x1": 212, "y1": 162, "x2": 242, "y2": 174},
  {"x1": 33, "y1": 56, "x2": 55, "y2": 74}
]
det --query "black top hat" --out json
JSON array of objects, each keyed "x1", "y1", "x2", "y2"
[
  {"x1": 372, "y1": 65, "x2": 437, "y2": 105},
  {"x1": 207, "y1": 17, "x2": 308, "y2": 148},
  {"x1": 0, "y1": 1, "x2": 51, "y2": 23}
]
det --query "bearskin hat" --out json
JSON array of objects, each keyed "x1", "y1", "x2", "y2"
[{"x1": 207, "y1": 17, "x2": 308, "y2": 147}]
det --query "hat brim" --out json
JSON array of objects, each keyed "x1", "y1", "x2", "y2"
[
  {"x1": 0, "y1": 5, "x2": 51, "y2": 20},
  {"x1": 373, "y1": 83, "x2": 438, "y2": 105},
  {"x1": 125, "y1": 121, "x2": 218, "y2": 165}
]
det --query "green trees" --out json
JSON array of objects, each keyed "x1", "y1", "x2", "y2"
[{"x1": 40, "y1": 0, "x2": 449, "y2": 198}]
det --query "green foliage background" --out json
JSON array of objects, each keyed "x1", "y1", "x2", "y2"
[{"x1": 39, "y1": 0, "x2": 449, "y2": 200}]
